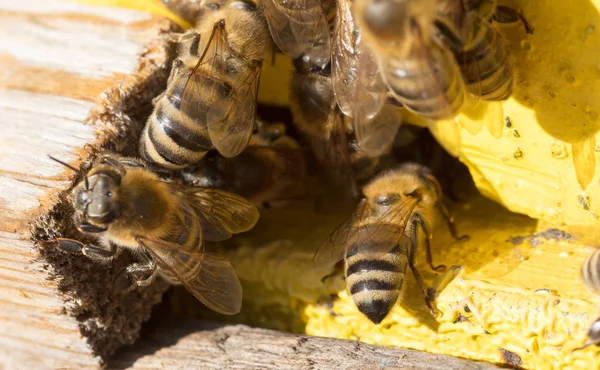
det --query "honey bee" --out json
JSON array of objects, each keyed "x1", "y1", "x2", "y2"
[
  {"x1": 261, "y1": 0, "x2": 333, "y2": 68},
  {"x1": 577, "y1": 247, "x2": 600, "y2": 349},
  {"x1": 314, "y1": 163, "x2": 467, "y2": 324},
  {"x1": 290, "y1": 55, "x2": 402, "y2": 195},
  {"x1": 353, "y1": 0, "x2": 466, "y2": 120},
  {"x1": 46, "y1": 153, "x2": 260, "y2": 315},
  {"x1": 434, "y1": 0, "x2": 516, "y2": 101},
  {"x1": 140, "y1": 0, "x2": 273, "y2": 169},
  {"x1": 181, "y1": 122, "x2": 310, "y2": 208}
]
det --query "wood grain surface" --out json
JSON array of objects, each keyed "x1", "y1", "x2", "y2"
[
  {"x1": 0, "y1": 1, "x2": 175, "y2": 367},
  {"x1": 111, "y1": 319, "x2": 502, "y2": 370}
]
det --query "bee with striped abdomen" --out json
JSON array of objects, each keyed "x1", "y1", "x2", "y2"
[
  {"x1": 141, "y1": 0, "x2": 273, "y2": 169},
  {"x1": 314, "y1": 163, "x2": 467, "y2": 324},
  {"x1": 434, "y1": 0, "x2": 519, "y2": 101},
  {"x1": 45, "y1": 153, "x2": 259, "y2": 315},
  {"x1": 353, "y1": 0, "x2": 466, "y2": 120}
]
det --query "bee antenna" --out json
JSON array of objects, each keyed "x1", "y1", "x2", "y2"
[{"x1": 47, "y1": 155, "x2": 90, "y2": 190}]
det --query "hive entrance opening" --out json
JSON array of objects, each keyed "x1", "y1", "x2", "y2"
[{"x1": 29, "y1": 19, "x2": 479, "y2": 365}]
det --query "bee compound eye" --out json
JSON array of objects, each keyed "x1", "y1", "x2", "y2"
[{"x1": 374, "y1": 194, "x2": 399, "y2": 206}]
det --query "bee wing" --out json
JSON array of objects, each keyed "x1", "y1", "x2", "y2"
[
  {"x1": 331, "y1": 0, "x2": 359, "y2": 116},
  {"x1": 142, "y1": 237, "x2": 242, "y2": 315},
  {"x1": 179, "y1": 21, "x2": 227, "y2": 135},
  {"x1": 206, "y1": 59, "x2": 261, "y2": 157},
  {"x1": 313, "y1": 198, "x2": 370, "y2": 273},
  {"x1": 315, "y1": 110, "x2": 357, "y2": 197},
  {"x1": 179, "y1": 21, "x2": 259, "y2": 158},
  {"x1": 394, "y1": 23, "x2": 465, "y2": 120},
  {"x1": 354, "y1": 104, "x2": 403, "y2": 157},
  {"x1": 352, "y1": 42, "x2": 389, "y2": 150},
  {"x1": 313, "y1": 195, "x2": 420, "y2": 273},
  {"x1": 262, "y1": 0, "x2": 331, "y2": 67},
  {"x1": 174, "y1": 186, "x2": 260, "y2": 242}
]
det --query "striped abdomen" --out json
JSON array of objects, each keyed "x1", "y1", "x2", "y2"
[
  {"x1": 581, "y1": 248, "x2": 600, "y2": 294},
  {"x1": 384, "y1": 43, "x2": 465, "y2": 120},
  {"x1": 140, "y1": 70, "x2": 229, "y2": 169},
  {"x1": 155, "y1": 202, "x2": 203, "y2": 284},
  {"x1": 345, "y1": 241, "x2": 408, "y2": 324},
  {"x1": 454, "y1": 20, "x2": 512, "y2": 101}
]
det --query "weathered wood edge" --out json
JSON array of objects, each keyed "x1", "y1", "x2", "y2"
[
  {"x1": 110, "y1": 319, "x2": 503, "y2": 370},
  {"x1": 30, "y1": 16, "x2": 181, "y2": 363},
  {"x1": 0, "y1": 0, "x2": 188, "y2": 366}
]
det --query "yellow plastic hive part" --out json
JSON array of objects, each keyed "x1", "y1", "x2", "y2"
[
  {"x1": 220, "y1": 195, "x2": 600, "y2": 370},
  {"x1": 427, "y1": 0, "x2": 600, "y2": 241},
  {"x1": 69, "y1": 0, "x2": 600, "y2": 368}
]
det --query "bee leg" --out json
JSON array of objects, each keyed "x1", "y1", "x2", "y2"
[
  {"x1": 413, "y1": 214, "x2": 446, "y2": 272},
  {"x1": 114, "y1": 257, "x2": 157, "y2": 293},
  {"x1": 320, "y1": 261, "x2": 344, "y2": 285},
  {"x1": 426, "y1": 265, "x2": 464, "y2": 302},
  {"x1": 46, "y1": 238, "x2": 117, "y2": 263},
  {"x1": 118, "y1": 157, "x2": 146, "y2": 168},
  {"x1": 168, "y1": 58, "x2": 186, "y2": 81},
  {"x1": 407, "y1": 220, "x2": 439, "y2": 317},
  {"x1": 573, "y1": 317, "x2": 600, "y2": 352},
  {"x1": 98, "y1": 154, "x2": 127, "y2": 176},
  {"x1": 125, "y1": 263, "x2": 158, "y2": 287},
  {"x1": 493, "y1": 6, "x2": 534, "y2": 35},
  {"x1": 152, "y1": 91, "x2": 166, "y2": 106},
  {"x1": 436, "y1": 202, "x2": 469, "y2": 241}
]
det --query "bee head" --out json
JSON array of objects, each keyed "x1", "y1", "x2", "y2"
[
  {"x1": 48, "y1": 155, "x2": 123, "y2": 231},
  {"x1": 72, "y1": 167, "x2": 121, "y2": 228}
]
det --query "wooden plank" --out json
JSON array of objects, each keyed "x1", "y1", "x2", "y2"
[
  {"x1": 111, "y1": 319, "x2": 502, "y2": 370},
  {"x1": 0, "y1": 0, "x2": 177, "y2": 367}
]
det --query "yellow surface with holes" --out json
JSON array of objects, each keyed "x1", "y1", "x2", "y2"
[{"x1": 70, "y1": 0, "x2": 600, "y2": 368}]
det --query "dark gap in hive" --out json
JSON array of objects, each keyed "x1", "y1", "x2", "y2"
[
  {"x1": 29, "y1": 20, "x2": 181, "y2": 364},
  {"x1": 126, "y1": 125, "x2": 477, "y2": 343}
]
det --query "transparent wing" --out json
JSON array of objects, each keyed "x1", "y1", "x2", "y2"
[
  {"x1": 352, "y1": 41, "x2": 387, "y2": 132},
  {"x1": 313, "y1": 195, "x2": 420, "y2": 272},
  {"x1": 179, "y1": 20, "x2": 228, "y2": 134},
  {"x1": 331, "y1": 0, "x2": 360, "y2": 116},
  {"x1": 313, "y1": 198, "x2": 370, "y2": 272},
  {"x1": 313, "y1": 110, "x2": 357, "y2": 197},
  {"x1": 178, "y1": 20, "x2": 259, "y2": 158},
  {"x1": 142, "y1": 237, "x2": 242, "y2": 315},
  {"x1": 262, "y1": 0, "x2": 331, "y2": 68},
  {"x1": 173, "y1": 185, "x2": 260, "y2": 242},
  {"x1": 354, "y1": 104, "x2": 403, "y2": 157},
  {"x1": 206, "y1": 60, "x2": 261, "y2": 157}
]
